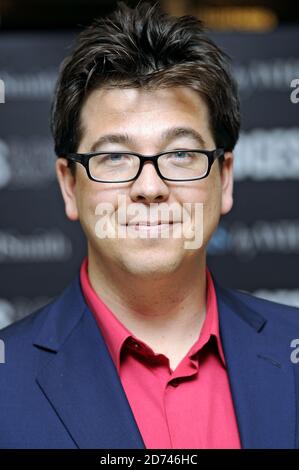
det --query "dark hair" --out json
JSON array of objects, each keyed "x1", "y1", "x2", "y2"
[{"x1": 51, "y1": 1, "x2": 240, "y2": 161}]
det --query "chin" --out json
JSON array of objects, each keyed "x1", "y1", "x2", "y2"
[{"x1": 119, "y1": 251, "x2": 183, "y2": 279}]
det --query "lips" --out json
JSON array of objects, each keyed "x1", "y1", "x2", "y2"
[{"x1": 126, "y1": 221, "x2": 175, "y2": 226}]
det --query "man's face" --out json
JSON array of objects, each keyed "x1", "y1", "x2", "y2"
[{"x1": 56, "y1": 86, "x2": 234, "y2": 279}]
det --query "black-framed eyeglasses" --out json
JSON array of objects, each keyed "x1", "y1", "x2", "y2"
[{"x1": 59, "y1": 148, "x2": 225, "y2": 183}]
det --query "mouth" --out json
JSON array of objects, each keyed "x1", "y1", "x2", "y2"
[
  {"x1": 122, "y1": 221, "x2": 179, "y2": 235},
  {"x1": 126, "y1": 221, "x2": 175, "y2": 227}
]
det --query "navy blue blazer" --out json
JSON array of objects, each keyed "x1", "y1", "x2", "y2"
[{"x1": 1, "y1": 273, "x2": 299, "y2": 449}]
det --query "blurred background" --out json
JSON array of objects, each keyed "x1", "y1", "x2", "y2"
[{"x1": 0, "y1": 0, "x2": 299, "y2": 328}]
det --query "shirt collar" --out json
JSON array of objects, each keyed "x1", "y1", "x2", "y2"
[
  {"x1": 80, "y1": 256, "x2": 226, "y2": 373},
  {"x1": 187, "y1": 268, "x2": 226, "y2": 366}
]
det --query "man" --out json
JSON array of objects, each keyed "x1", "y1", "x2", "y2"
[{"x1": 0, "y1": 1, "x2": 299, "y2": 449}]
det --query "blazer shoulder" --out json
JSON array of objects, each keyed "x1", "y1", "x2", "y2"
[{"x1": 221, "y1": 285, "x2": 299, "y2": 329}]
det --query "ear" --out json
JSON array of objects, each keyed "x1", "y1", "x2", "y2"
[
  {"x1": 220, "y1": 151, "x2": 234, "y2": 215},
  {"x1": 55, "y1": 159, "x2": 79, "y2": 221}
]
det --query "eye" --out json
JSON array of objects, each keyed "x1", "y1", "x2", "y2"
[
  {"x1": 107, "y1": 153, "x2": 125, "y2": 161},
  {"x1": 171, "y1": 150, "x2": 194, "y2": 159},
  {"x1": 174, "y1": 151, "x2": 189, "y2": 158},
  {"x1": 100, "y1": 153, "x2": 131, "y2": 165}
]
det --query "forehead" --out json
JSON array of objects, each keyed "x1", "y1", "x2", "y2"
[{"x1": 78, "y1": 86, "x2": 213, "y2": 151}]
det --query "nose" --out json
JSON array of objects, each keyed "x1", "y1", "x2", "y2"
[{"x1": 129, "y1": 161, "x2": 170, "y2": 203}]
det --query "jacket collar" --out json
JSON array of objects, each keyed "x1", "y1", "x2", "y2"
[{"x1": 34, "y1": 275, "x2": 146, "y2": 449}]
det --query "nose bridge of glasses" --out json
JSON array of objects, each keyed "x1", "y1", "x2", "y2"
[{"x1": 136, "y1": 153, "x2": 163, "y2": 180}]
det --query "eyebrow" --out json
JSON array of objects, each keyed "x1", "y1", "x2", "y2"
[{"x1": 89, "y1": 126, "x2": 207, "y2": 152}]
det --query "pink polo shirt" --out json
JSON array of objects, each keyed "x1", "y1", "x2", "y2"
[{"x1": 80, "y1": 257, "x2": 241, "y2": 449}]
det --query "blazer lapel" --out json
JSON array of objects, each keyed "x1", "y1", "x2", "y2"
[
  {"x1": 34, "y1": 276, "x2": 146, "y2": 449},
  {"x1": 215, "y1": 283, "x2": 296, "y2": 449}
]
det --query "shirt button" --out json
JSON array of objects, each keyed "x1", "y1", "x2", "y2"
[{"x1": 170, "y1": 379, "x2": 180, "y2": 387}]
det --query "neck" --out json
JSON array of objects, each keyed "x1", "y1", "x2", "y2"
[{"x1": 86, "y1": 246, "x2": 207, "y2": 350}]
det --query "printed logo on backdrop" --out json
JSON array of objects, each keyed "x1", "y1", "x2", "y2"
[
  {"x1": 0, "y1": 297, "x2": 51, "y2": 330},
  {"x1": 233, "y1": 59, "x2": 299, "y2": 95},
  {"x1": 0, "y1": 70, "x2": 56, "y2": 100},
  {"x1": 253, "y1": 289, "x2": 299, "y2": 308},
  {"x1": 208, "y1": 220, "x2": 299, "y2": 260},
  {"x1": 233, "y1": 128, "x2": 299, "y2": 181},
  {"x1": 0, "y1": 299, "x2": 14, "y2": 329},
  {"x1": 0, "y1": 229, "x2": 72, "y2": 263},
  {"x1": 0, "y1": 137, "x2": 56, "y2": 189},
  {"x1": 0, "y1": 140, "x2": 12, "y2": 189}
]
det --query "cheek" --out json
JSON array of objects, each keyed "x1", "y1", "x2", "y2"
[
  {"x1": 185, "y1": 176, "x2": 222, "y2": 237},
  {"x1": 202, "y1": 180, "x2": 222, "y2": 236},
  {"x1": 75, "y1": 182, "x2": 117, "y2": 236},
  {"x1": 204, "y1": 194, "x2": 221, "y2": 222},
  {"x1": 183, "y1": 177, "x2": 221, "y2": 213}
]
